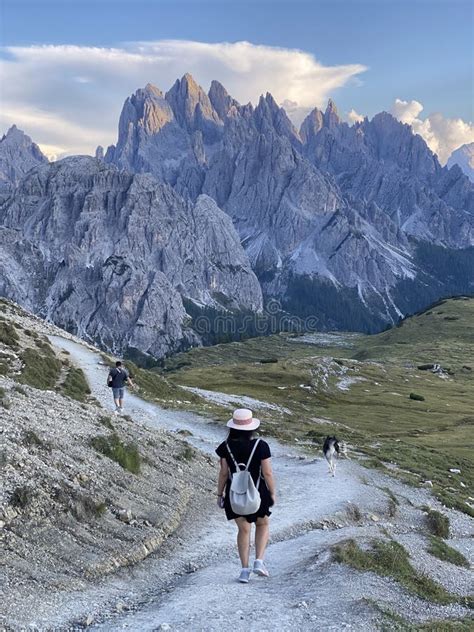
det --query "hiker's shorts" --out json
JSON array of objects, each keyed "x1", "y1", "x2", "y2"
[{"x1": 112, "y1": 387, "x2": 125, "y2": 399}]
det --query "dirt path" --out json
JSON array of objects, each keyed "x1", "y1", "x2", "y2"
[{"x1": 47, "y1": 336, "x2": 473, "y2": 631}]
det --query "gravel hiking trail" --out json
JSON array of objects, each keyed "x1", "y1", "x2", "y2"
[{"x1": 47, "y1": 335, "x2": 473, "y2": 631}]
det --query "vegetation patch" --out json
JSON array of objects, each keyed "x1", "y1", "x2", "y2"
[
  {"x1": 427, "y1": 536, "x2": 469, "y2": 568},
  {"x1": 0, "y1": 320, "x2": 20, "y2": 348},
  {"x1": 12, "y1": 384, "x2": 27, "y2": 396},
  {"x1": 175, "y1": 445, "x2": 196, "y2": 462},
  {"x1": 18, "y1": 348, "x2": 61, "y2": 390},
  {"x1": 23, "y1": 429, "x2": 50, "y2": 450},
  {"x1": 333, "y1": 538, "x2": 454, "y2": 604},
  {"x1": 423, "y1": 507, "x2": 450, "y2": 538},
  {"x1": 10, "y1": 485, "x2": 32, "y2": 509},
  {"x1": 346, "y1": 502, "x2": 362, "y2": 522},
  {"x1": 90, "y1": 433, "x2": 141, "y2": 474},
  {"x1": 62, "y1": 366, "x2": 91, "y2": 402},
  {"x1": 409, "y1": 392, "x2": 425, "y2": 401},
  {"x1": 98, "y1": 415, "x2": 115, "y2": 431}
]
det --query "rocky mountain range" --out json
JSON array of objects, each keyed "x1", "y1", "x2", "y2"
[
  {"x1": 447, "y1": 142, "x2": 474, "y2": 183},
  {"x1": 0, "y1": 153, "x2": 261, "y2": 358},
  {"x1": 0, "y1": 74, "x2": 473, "y2": 358}
]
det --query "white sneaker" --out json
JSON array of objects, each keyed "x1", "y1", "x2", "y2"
[
  {"x1": 253, "y1": 559, "x2": 269, "y2": 577},
  {"x1": 238, "y1": 568, "x2": 251, "y2": 583}
]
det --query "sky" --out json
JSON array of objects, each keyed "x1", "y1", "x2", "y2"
[{"x1": 0, "y1": 0, "x2": 473, "y2": 162}]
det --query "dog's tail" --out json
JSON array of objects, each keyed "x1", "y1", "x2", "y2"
[{"x1": 338, "y1": 441, "x2": 348, "y2": 458}]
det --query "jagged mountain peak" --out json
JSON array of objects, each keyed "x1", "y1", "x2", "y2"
[
  {"x1": 208, "y1": 80, "x2": 239, "y2": 120},
  {"x1": 144, "y1": 82, "x2": 163, "y2": 95},
  {"x1": 324, "y1": 98, "x2": 341, "y2": 128},
  {"x1": 1, "y1": 125, "x2": 45, "y2": 152},
  {"x1": 0, "y1": 124, "x2": 48, "y2": 190},
  {"x1": 254, "y1": 92, "x2": 301, "y2": 144},
  {"x1": 447, "y1": 142, "x2": 474, "y2": 182},
  {"x1": 165, "y1": 74, "x2": 221, "y2": 140},
  {"x1": 299, "y1": 107, "x2": 324, "y2": 143}
]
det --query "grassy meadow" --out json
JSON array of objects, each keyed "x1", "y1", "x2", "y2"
[{"x1": 160, "y1": 297, "x2": 474, "y2": 515}]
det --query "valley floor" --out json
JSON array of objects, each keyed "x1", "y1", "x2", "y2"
[{"x1": 11, "y1": 336, "x2": 471, "y2": 631}]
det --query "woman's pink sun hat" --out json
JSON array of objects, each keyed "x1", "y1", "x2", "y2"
[{"x1": 227, "y1": 408, "x2": 261, "y2": 431}]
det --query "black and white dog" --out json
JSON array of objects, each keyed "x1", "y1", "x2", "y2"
[{"x1": 323, "y1": 436, "x2": 346, "y2": 476}]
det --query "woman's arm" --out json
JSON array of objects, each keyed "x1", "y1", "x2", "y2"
[
  {"x1": 261, "y1": 458, "x2": 276, "y2": 503},
  {"x1": 217, "y1": 457, "x2": 229, "y2": 497}
]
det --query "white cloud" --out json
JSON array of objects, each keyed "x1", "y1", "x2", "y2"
[
  {"x1": 391, "y1": 98, "x2": 474, "y2": 164},
  {"x1": 0, "y1": 40, "x2": 367, "y2": 157},
  {"x1": 347, "y1": 108, "x2": 364, "y2": 124}
]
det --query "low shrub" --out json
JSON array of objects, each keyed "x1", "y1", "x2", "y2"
[
  {"x1": 10, "y1": 485, "x2": 32, "y2": 508},
  {"x1": 0, "y1": 321, "x2": 19, "y2": 348},
  {"x1": 175, "y1": 445, "x2": 196, "y2": 462},
  {"x1": 424, "y1": 507, "x2": 450, "y2": 538},
  {"x1": 409, "y1": 392, "x2": 425, "y2": 401},
  {"x1": 62, "y1": 366, "x2": 91, "y2": 402},
  {"x1": 98, "y1": 415, "x2": 115, "y2": 431},
  {"x1": 427, "y1": 536, "x2": 469, "y2": 568},
  {"x1": 346, "y1": 502, "x2": 362, "y2": 522},
  {"x1": 18, "y1": 348, "x2": 61, "y2": 390},
  {"x1": 23, "y1": 429, "x2": 48, "y2": 449},
  {"x1": 90, "y1": 433, "x2": 141, "y2": 474}
]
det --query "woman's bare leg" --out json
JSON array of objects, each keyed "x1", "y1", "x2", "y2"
[
  {"x1": 235, "y1": 517, "x2": 251, "y2": 567},
  {"x1": 255, "y1": 516, "x2": 270, "y2": 560}
]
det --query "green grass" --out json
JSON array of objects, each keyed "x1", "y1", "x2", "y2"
[
  {"x1": 427, "y1": 536, "x2": 470, "y2": 568},
  {"x1": 367, "y1": 599, "x2": 473, "y2": 631},
  {"x1": 412, "y1": 619, "x2": 474, "y2": 631},
  {"x1": 161, "y1": 297, "x2": 474, "y2": 515},
  {"x1": 23, "y1": 429, "x2": 49, "y2": 450},
  {"x1": 90, "y1": 433, "x2": 141, "y2": 474},
  {"x1": 423, "y1": 507, "x2": 450, "y2": 538},
  {"x1": 62, "y1": 366, "x2": 91, "y2": 402},
  {"x1": 333, "y1": 538, "x2": 455, "y2": 604},
  {"x1": 18, "y1": 348, "x2": 62, "y2": 390},
  {"x1": 98, "y1": 415, "x2": 115, "y2": 431},
  {"x1": 0, "y1": 320, "x2": 19, "y2": 348},
  {"x1": 175, "y1": 445, "x2": 196, "y2": 462}
]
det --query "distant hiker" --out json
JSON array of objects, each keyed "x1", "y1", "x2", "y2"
[
  {"x1": 107, "y1": 361, "x2": 133, "y2": 413},
  {"x1": 216, "y1": 408, "x2": 276, "y2": 583}
]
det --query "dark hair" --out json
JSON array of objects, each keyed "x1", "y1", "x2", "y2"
[
  {"x1": 228, "y1": 428, "x2": 254, "y2": 441},
  {"x1": 115, "y1": 361, "x2": 122, "y2": 367}
]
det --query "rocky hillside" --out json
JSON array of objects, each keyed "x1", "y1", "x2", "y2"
[
  {"x1": 0, "y1": 156, "x2": 262, "y2": 358},
  {"x1": 0, "y1": 299, "x2": 215, "y2": 626}
]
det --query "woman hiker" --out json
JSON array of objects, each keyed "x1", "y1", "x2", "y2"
[{"x1": 215, "y1": 408, "x2": 276, "y2": 583}]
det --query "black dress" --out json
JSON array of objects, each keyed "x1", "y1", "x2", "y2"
[{"x1": 216, "y1": 438, "x2": 273, "y2": 524}]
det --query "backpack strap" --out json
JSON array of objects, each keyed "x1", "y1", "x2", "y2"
[
  {"x1": 245, "y1": 438, "x2": 261, "y2": 471},
  {"x1": 225, "y1": 441, "x2": 239, "y2": 470}
]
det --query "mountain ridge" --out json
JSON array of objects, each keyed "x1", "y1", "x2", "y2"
[{"x1": 0, "y1": 74, "x2": 473, "y2": 356}]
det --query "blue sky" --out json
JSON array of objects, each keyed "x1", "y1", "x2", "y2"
[{"x1": 1, "y1": 0, "x2": 473, "y2": 160}]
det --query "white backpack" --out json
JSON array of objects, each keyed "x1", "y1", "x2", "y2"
[{"x1": 226, "y1": 439, "x2": 262, "y2": 515}]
